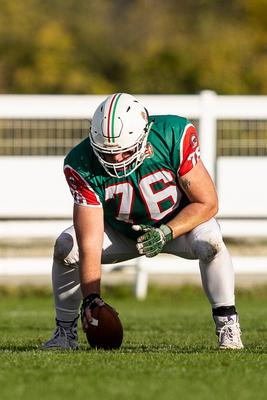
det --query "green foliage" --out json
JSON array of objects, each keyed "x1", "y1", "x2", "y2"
[
  {"x1": 0, "y1": 284, "x2": 267, "y2": 400},
  {"x1": 0, "y1": 0, "x2": 267, "y2": 94}
]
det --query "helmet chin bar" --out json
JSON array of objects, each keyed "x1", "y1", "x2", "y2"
[
  {"x1": 90, "y1": 122, "x2": 153, "y2": 178},
  {"x1": 93, "y1": 137, "x2": 146, "y2": 178},
  {"x1": 102, "y1": 158, "x2": 141, "y2": 178}
]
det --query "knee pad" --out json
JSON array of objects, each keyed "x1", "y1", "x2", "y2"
[
  {"x1": 54, "y1": 232, "x2": 79, "y2": 265},
  {"x1": 192, "y1": 230, "x2": 224, "y2": 263}
]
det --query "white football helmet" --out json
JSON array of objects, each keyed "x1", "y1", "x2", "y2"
[{"x1": 90, "y1": 93, "x2": 153, "y2": 178}]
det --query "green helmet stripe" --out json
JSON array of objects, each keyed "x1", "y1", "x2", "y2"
[{"x1": 110, "y1": 93, "x2": 122, "y2": 143}]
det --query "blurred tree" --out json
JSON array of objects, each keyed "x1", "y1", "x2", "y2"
[{"x1": 0, "y1": 0, "x2": 266, "y2": 94}]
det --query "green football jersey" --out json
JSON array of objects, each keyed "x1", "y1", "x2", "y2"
[{"x1": 64, "y1": 115, "x2": 200, "y2": 239}]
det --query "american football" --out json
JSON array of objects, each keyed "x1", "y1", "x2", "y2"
[{"x1": 85, "y1": 303, "x2": 123, "y2": 350}]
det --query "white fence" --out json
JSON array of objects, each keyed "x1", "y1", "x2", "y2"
[
  {"x1": 1, "y1": 91, "x2": 267, "y2": 221},
  {"x1": 0, "y1": 92, "x2": 266, "y2": 296}
]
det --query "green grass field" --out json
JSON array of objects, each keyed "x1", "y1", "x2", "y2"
[{"x1": 0, "y1": 284, "x2": 266, "y2": 400}]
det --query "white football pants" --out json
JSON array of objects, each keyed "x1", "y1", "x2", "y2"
[{"x1": 52, "y1": 218, "x2": 235, "y2": 322}]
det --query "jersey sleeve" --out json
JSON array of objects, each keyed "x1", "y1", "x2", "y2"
[
  {"x1": 178, "y1": 123, "x2": 201, "y2": 176},
  {"x1": 64, "y1": 165, "x2": 102, "y2": 207}
]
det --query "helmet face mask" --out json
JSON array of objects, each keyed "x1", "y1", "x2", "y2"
[{"x1": 90, "y1": 93, "x2": 153, "y2": 178}]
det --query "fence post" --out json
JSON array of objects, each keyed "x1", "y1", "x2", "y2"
[
  {"x1": 198, "y1": 90, "x2": 217, "y2": 183},
  {"x1": 134, "y1": 257, "x2": 149, "y2": 300}
]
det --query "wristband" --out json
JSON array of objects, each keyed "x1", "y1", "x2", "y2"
[{"x1": 159, "y1": 224, "x2": 173, "y2": 242}]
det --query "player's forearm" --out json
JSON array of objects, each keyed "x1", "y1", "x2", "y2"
[
  {"x1": 73, "y1": 204, "x2": 104, "y2": 297},
  {"x1": 79, "y1": 249, "x2": 102, "y2": 297},
  {"x1": 167, "y1": 201, "x2": 218, "y2": 239}
]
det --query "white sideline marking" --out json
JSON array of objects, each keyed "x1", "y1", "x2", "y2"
[
  {"x1": 1, "y1": 219, "x2": 267, "y2": 239},
  {"x1": 0, "y1": 257, "x2": 134, "y2": 275},
  {"x1": 0, "y1": 256, "x2": 266, "y2": 275},
  {"x1": 0, "y1": 220, "x2": 73, "y2": 239},
  {"x1": 0, "y1": 257, "x2": 52, "y2": 275}
]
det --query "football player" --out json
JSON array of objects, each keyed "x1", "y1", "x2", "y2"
[{"x1": 42, "y1": 93, "x2": 243, "y2": 350}]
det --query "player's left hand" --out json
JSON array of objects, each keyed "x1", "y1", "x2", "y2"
[{"x1": 132, "y1": 224, "x2": 173, "y2": 258}]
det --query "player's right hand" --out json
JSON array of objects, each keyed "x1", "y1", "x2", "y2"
[
  {"x1": 132, "y1": 224, "x2": 173, "y2": 258},
  {"x1": 80, "y1": 293, "x2": 104, "y2": 331}
]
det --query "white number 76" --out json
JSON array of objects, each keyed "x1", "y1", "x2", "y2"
[{"x1": 105, "y1": 170, "x2": 181, "y2": 222}]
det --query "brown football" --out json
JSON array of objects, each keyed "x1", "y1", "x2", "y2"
[{"x1": 85, "y1": 303, "x2": 123, "y2": 350}]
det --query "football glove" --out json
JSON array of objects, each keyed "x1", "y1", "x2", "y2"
[{"x1": 132, "y1": 224, "x2": 173, "y2": 258}]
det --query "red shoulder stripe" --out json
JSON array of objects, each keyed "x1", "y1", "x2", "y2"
[
  {"x1": 64, "y1": 165, "x2": 102, "y2": 206},
  {"x1": 179, "y1": 124, "x2": 201, "y2": 176}
]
